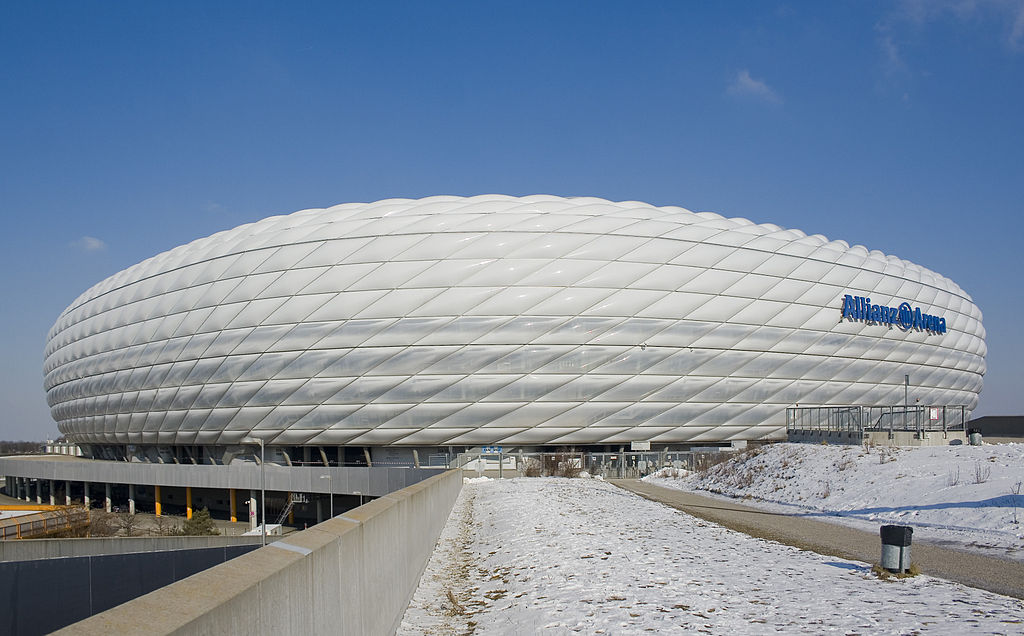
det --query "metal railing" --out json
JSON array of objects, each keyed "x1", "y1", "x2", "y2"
[
  {"x1": 0, "y1": 506, "x2": 90, "y2": 540},
  {"x1": 452, "y1": 448, "x2": 741, "y2": 479},
  {"x1": 786, "y1": 405, "x2": 969, "y2": 436}
]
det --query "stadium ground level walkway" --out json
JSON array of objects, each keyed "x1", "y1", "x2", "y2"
[{"x1": 611, "y1": 479, "x2": 1024, "y2": 600}]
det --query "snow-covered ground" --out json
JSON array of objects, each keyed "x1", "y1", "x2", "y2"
[
  {"x1": 399, "y1": 477, "x2": 1024, "y2": 635},
  {"x1": 645, "y1": 442, "x2": 1024, "y2": 559}
]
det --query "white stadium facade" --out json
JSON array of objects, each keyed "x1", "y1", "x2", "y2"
[{"x1": 43, "y1": 195, "x2": 986, "y2": 464}]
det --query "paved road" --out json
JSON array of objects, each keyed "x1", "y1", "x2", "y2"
[{"x1": 612, "y1": 479, "x2": 1024, "y2": 600}]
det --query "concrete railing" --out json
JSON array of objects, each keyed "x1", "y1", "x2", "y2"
[
  {"x1": 56, "y1": 468, "x2": 463, "y2": 635},
  {"x1": 0, "y1": 534, "x2": 267, "y2": 562}
]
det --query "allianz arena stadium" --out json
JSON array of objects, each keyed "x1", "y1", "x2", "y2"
[{"x1": 43, "y1": 195, "x2": 985, "y2": 461}]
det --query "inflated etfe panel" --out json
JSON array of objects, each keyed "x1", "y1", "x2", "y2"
[{"x1": 44, "y1": 195, "x2": 985, "y2": 446}]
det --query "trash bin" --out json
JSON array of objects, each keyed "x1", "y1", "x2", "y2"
[
  {"x1": 968, "y1": 428, "x2": 982, "y2": 446},
  {"x1": 880, "y1": 524, "x2": 913, "y2": 573}
]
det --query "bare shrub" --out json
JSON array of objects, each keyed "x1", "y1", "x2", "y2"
[
  {"x1": 946, "y1": 467, "x2": 961, "y2": 487},
  {"x1": 154, "y1": 515, "x2": 180, "y2": 536},
  {"x1": 554, "y1": 453, "x2": 582, "y2": 478},
  {"x1": 700, "y1": 448, "x2": 765, "y2": 490},
  {"x1": 973, "y1": 462, "x2": 991, "y2": 485},
  {"x1": 695, "y1": 446, "x2": 762, "y2": 477},
  {"x1": 821, "y1": 481, "x2": 831, "y2": 498},
  {"x1": 522, "y1": 458, "x2": 542, "y2": 477},
  {"x1": 114, "y1": 513, "x2": 141, "y2": 537},
  {"x1": 836, "y1": 456, "x2": 855, "y2": 471},
  {"x1": 88, "y1": 511, "x2": 117, "y2": 537}
]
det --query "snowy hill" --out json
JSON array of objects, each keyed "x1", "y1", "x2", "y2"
[{"x1": 644, "y1": 442, "x2": 1024, "y2": 558}]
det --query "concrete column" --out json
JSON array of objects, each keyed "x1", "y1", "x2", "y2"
[
  {"x1": 316, "y1": 499, "x2": 323, "y2": 524},
  {"x1": 49, "y1": 479, "x2": 56, "y2": 506},
  {"x1": 128, "y1": 484, "x2": 136, "y2": 515},
  {"x1": 65, "y1": 480, "x2": 71, "y2": 506},
  {"x1": 83, "y1": 482, "x2": 91, "y2": 508},
  {"x1": 36, "y1": 480, "x2": 42, "y2": 504},
  {"x1": 154, "y1": 485, "x2": 162, "y2": 517},
  {"x1": 186, "y1": 486, "x2": 193, "y2": 520},
  {"x1": 229, "y1": 488, "x2": 237, "y2": 523},
  {"x1": 105, "y1": 483, "x2": 112, "y2": 513},
  {"x1": 249, "y1": 490, "x2": 257, "y2": 531}
]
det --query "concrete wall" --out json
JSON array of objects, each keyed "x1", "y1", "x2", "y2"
[
  {"x1": 0, "y1": 457, "x2": 445, "y2": 497},
  {"x1": 55, "y1": 468, "x2": 463, "y2": 635},
  {"x1": 0, "y1": 535, "x2": 266, "y2": 562},
  {"x1": 2, "y1": 544, "x2": 260, "y2": 636}
]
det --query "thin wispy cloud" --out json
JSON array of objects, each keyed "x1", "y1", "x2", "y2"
[
  {"x1": 72, "y1": 236, "x2": 107, "y2": 252},
  {"x1": 878, "y1": 0, "x2": 1024, "y2": 74},
  {"x1": 727, "y1": 70, "x2": 783, "y2": 104},
  {"x1": 877, "y1": 31, "x2": 907, "y2": 77}
]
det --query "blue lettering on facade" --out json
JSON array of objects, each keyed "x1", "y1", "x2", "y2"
[{"x1": 840, "y1": 294, "x2": 947, "y2": 334}]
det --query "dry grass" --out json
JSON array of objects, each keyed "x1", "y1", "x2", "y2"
[
  {"x1": 444, "y1": 589, "x2": 467, "y2": 615},
  {"x1": 871, "y1": 563, "x2": 921, "y2": 580},
  {"x1": 974, "y1": 462, "x2": 991, "y2": 484}
]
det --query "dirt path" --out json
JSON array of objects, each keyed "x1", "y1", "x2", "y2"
[{"x1": 612, "y1": 479, "x2": 1024, "y2": 600}]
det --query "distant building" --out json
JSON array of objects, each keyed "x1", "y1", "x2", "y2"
[
  {"x1": 44, "y1": 440, "x2": 83, "y2": 456},
  {"x1": 968, "y1": 416, "x2": 1024, "y2": 438}
]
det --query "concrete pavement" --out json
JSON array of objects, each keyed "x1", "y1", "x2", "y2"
[{"x1": 612, "y1": 479, "x2": 1024, "y2": 600}]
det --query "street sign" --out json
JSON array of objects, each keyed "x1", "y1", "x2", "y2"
[{"x1": 482, "y1": 446, "x2": 503, "y2": 454}]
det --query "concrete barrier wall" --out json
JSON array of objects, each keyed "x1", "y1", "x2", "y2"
[
  {"x1": 0, "y1": 535, "x2": 266, "y2": 562},
  {"x1": 2, "y1": 544, "x2": 261, "y2": 636},
  {"x1": 0, "y1": 457, "x2": 446, "y2": 497},
  {"x1": 56, "y1": 469, "x2": 463, "y2": 635}
]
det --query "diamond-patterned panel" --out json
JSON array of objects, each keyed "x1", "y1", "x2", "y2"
[{"x1": 44, "y1": 195, "x2": 986, "y2": 446}]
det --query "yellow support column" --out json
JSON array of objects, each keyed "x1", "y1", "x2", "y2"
[
  {"x1": 186, "y1": 486, "x2": 193, "y2": 520},
  {"x1": 229, "y1": 488, "x2": 237, "y2": 523},
  {"x1": 155, "y1": 485, "x2": 162, "y2": 517}
]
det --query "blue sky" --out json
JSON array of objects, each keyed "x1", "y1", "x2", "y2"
[{"x1": 1, "y1": 1, "x2": 1021, "y2": 440}]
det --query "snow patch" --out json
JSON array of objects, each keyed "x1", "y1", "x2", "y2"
[
  {"x1": 400, "y1": 478, "x2": 1024, "y2": 634},
  {"x1": 645, "y1": 442, "x2": 1024, "y2": 558}
]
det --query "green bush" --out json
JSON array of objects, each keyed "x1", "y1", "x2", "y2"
[{"x1": 179, "y1": 507, "x2": 220, "y2": 536}]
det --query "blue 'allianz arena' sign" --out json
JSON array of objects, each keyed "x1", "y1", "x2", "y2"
[{"x1": 841, "y1": 294, "x2": 946, "y2": 334}]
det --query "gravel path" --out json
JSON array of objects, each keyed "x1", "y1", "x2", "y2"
[{"x1": 613, "y1": 479, "x2": 1024, "y2": 600}]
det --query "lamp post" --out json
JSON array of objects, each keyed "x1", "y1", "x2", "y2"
[
  {"x1": 904, "y1": 374, "x2": 912, "y2": 432},
  {"x1": 242, "y1": 437, "x2": 266, "y2": 546},
  {"x1": 319, "y1": 474, "x2": 333, "y2": 520}
]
